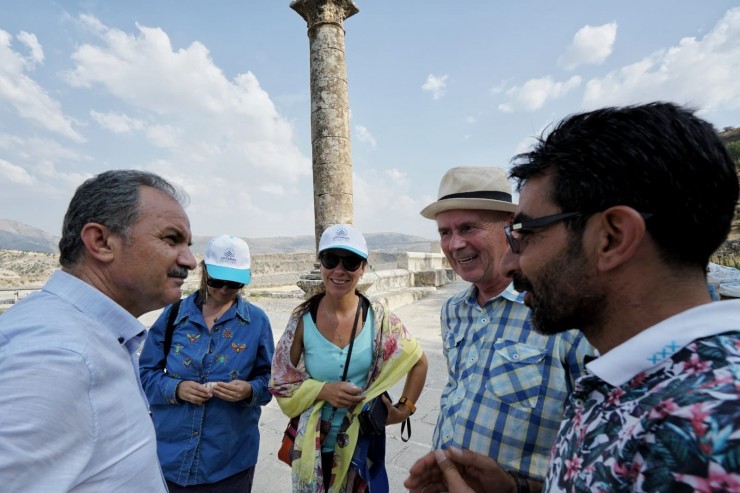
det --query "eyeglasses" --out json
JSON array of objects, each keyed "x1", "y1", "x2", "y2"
[
  {"x1": 504, "y1": 210, "x2": 653, "y2": 254},
  {"x1": 504, "y1": 212, "x2": 585, "y2": 254},
  {"x1": 319, "y1": 252, "x2": 364, "y2": 272},
  {"x1": 206, "y1": 277, "x2": 245, "y2": 290}
]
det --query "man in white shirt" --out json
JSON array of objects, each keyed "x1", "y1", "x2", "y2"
[{"x1": 0, "y1": 170, "x2": 197, "y2": 492}]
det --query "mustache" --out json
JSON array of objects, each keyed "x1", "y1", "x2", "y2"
[
  {"x1": 168, "y1": 267, "x2": 189, "y2": 279},
  {"x1": 511, "y1": 272, "x2": 533, "y2": 293}
]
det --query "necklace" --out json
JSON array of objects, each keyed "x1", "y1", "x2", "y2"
[
  {"x1": 320, "y1": 300, "x2": 360, "y2": 346},
  {"x1": 204, "y1": 300, "x2": 233, "y2": 327}
]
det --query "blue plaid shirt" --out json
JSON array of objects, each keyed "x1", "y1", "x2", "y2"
[{"x1": 432, "y1": 283, "x2": 595, "y2": 481}]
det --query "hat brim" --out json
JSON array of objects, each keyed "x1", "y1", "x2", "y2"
[
  {"x1": 319, "y1": 245, "x2": 368, "y2": 259},
  {"x1": 205, "y1": 264, "x2": 251, "y2": 285},
  {"x1": 420, "y1": 197, "x2": 517, "y2": 219}
]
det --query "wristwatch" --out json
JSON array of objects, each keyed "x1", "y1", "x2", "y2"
[{"x1": 396, "y1": 396, "x2": 416, "y2": 415}]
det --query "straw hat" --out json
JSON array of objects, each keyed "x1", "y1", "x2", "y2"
[{"x1": 420, "y1": 166, "x2": 516, "y2": 219}]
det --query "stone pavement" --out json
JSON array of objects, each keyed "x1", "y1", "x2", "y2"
[{"x1": 249, "y1": 280, "x2": 468, "y2": 492}]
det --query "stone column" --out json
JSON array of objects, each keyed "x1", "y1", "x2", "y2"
[{"x1": 291, "y1": 0, "x2": 359, "y2": 253}]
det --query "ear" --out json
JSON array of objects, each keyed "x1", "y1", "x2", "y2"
[
  {"x1": 594, "y1": 206, "x2": 648, "y2": 272},
  {"x1": 79, "y1": 223, "x2": 117, "y2": 264}
]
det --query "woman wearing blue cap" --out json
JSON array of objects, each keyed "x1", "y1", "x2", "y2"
[
  {"x1": 140, "y1": 234, "x2": 275, "y2": 493},
  {"x1": 270, "y1": 224, "x2": 428, "y2": 493}
]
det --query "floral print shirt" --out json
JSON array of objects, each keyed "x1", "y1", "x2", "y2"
[{"x1": 545, "y1": 300, "x2": 740, "y2": 492}]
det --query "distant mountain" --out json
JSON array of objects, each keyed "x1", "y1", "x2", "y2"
[
  {"x1": 194, "y1": 232, "x2": 434, "y2": 255},
  {"x1": 0, "y1": 219, "x2": 59, "y2": 253},
  {"x1": 0, "y1": 219, "x2": 435, "y2": 255}
]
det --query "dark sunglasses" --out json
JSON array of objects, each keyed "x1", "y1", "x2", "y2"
[
  {"x1": 319, "y1": 252, "x2": 364, "y2": 272},
  {"x1": 206, "y1": 277, "x2": 245, "y2": 289}
]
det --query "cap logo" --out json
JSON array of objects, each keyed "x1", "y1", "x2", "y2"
[
  {"x1": 219, "y1": 248, "x2": 237, "y2": 264},
  {"x1": 332, "y1": 227, "x2": 350, "y2": 243}
]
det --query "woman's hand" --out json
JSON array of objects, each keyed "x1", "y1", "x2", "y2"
[
  {"x1": 212, "y1": 380, "x2": 253, "y2": 402},
  {"x1": 318, "y1": 381, "x2": 364, "y2": 408},
  {"x1": 384, "y1": 394, "x2": 411, "y2": 425},
  {"x1": 176, "y1": 380, "x2": 213, "y2": 405}
]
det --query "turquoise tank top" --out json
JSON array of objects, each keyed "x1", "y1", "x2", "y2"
[{"x1": 303, "y1": 307, "x2": 374, "y2": 451}]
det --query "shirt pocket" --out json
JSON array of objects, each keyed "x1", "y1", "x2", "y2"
[
  {"x1": 443, "y1": 329, "x2": 466, "y2": 376},
  {"x1": 485, "y1": 339, "x2": 545, "y2": 409}
]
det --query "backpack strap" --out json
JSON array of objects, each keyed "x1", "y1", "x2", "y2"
[{"x1": 161, "y1": 299, "x2": 182, "y2": 369}]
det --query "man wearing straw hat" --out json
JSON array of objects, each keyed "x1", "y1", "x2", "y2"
[{"x1": 420, "y1": 166, "x2": 595, "y2": 491}]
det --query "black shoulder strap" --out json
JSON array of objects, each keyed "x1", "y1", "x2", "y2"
[{"x1": 163, "y1": 299, "x2": 182, "y2": 360}]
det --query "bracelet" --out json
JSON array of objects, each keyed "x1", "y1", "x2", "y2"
[
  {"x1": 507, "y1": 471, "x2": 531, "y2": 493},
  {"x1": 395, "y1": 396, "x2": 416, "y2": 415}
]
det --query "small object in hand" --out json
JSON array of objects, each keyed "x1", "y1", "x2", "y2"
[{"x1": 205, "y1": 382, "x2": 218, "y2": 391}]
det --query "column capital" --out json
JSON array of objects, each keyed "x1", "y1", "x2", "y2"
[{"x1": 290, "y1": 0, "x2": 359, "y2": 29}]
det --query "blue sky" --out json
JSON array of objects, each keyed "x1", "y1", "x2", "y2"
[{"x1": 2, "y1": 1, "x2": 740, "y2": 241}]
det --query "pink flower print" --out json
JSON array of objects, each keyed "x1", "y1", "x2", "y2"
[
  {"x1": 383, "y1": 337, "x2": 398, "y2": 361},
  {"x1": 648, "y1": 398, "x2": 679, "y2": 420},
  {"x1": 629, "y1": 372, "x2": 648, "y2": 388},
  {"x1": 564, "y1": 456, "x2": 584, "y2": 481},
  {"x1": 688, "y1": 404, "x2": 714, "y2": 437},
  {"x1": 606, "y1": 387, "x2": 625, "y2": 407},
  {"x1": 684, "y1": 353, "x2": 711, "y2": 375}
]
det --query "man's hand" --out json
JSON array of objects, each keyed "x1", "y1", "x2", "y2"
[{"x1": 405, "y1": 447, "x2": 516, "y2": 493}]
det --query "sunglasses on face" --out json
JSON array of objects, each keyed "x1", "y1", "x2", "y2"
[
  {"x1": 206, "y1": 277, "x2": 245, "y2": 290},
  {"x1": 319, "y1": 252, "x2": 364, "y2": 272}
]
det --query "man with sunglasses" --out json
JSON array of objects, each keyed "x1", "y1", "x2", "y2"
[
  {"x1": 407, "y1": 103, "x2": 740, "y2": 492},
  {"x1": 419, "y1": 166, "x2": 595, "y2": 491},
  {"x1": 140, "y1": 234, "x2": 275, "y2": 492}
]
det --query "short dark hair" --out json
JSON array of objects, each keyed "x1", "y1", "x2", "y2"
[
  {"x1": 59, "y1": 169, "x2": 188, "y2": 267},
  {"x1": 509, "y1": 102, "x2": 739, "y2": 269}
]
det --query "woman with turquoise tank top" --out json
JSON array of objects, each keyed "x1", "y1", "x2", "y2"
[{"x1": 270, "y1": 224, "x2": 428, "y2": 493}]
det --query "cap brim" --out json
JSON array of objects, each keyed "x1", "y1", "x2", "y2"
[
  {"x1": 319, "y1": 245, "x2": 368, "y2": 259},
  {"x1": 420, "y1": 198, "x2": 517, "y2": 219},
  {"x1": 205, "y1": 264, "x2": 251, "y2": 285}
]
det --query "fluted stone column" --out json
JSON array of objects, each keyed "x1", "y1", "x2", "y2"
[
  {"x1": 292, "y1": 0, "x2": 360, "y2": 297},
  {"x1": 291, "y1": 0, "x2": 358, "y2": 253}
]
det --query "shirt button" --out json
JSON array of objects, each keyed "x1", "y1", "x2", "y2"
[
  {"x1": 193, "y1": 431, "x2": 199, "y2": 436},
  {"x1": 480, "y1": 318, "x2": 487, "y2": 323},
  {"x1": 512, "y1": 354, "x2": 520, "y2": 360}
]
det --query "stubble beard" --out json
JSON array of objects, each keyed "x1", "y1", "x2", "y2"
[{"x1": 527, "y1": 239, "x2": 605, "y2": 339}]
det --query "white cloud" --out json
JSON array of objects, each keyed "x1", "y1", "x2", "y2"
[
  {"x1": 90, "y1": 110, "x2": 145, "y2": 134},
  {"x1": 422, "y1": 74, "x2": 449, "y2": 100},
  {"x1": 0, "y1": 158, "x2": 35, "y2": 186},
  {"x1": 354, "y1": 168, "x2": 432, "y2": 237},
  {"x1": 0, "y1": 30, "x2": 83, "y2": 142},
  {"x1": 498, "y1": 75, "x2": 582, "y2": 112},
  {"x1": 559, "y1": 22, "x2": 618, "y2": 70},
  {"x1": 17, "y1": 31, "x2": 44, "y2": 66},
  {"x1": 53, "y1": 15, "x2": 313, "y2": 236},
  {"x1": 354, "y1": 125, "x2": 377, "y2": 149},
  {"x1": 582, "y1": 8, "x2": 740, "y2": 112}
]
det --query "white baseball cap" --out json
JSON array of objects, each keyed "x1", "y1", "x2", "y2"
[
  {"x1": 318, "y1": 224, "x2": 368, "y2": 259},
  {"x1": 204, "y1": 235, "x2": 251, "y2": 285}
]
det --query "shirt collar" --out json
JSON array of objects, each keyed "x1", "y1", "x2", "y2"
[
  {"x1": 459, "y1": 281, "x2": 526, "y2": 307},
  {"x1": 587, "y1": 299, "x2": 740, "y2": 387},
  {"x1": 45, "y1": 269, "x2": 147, "y2": 347}
]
